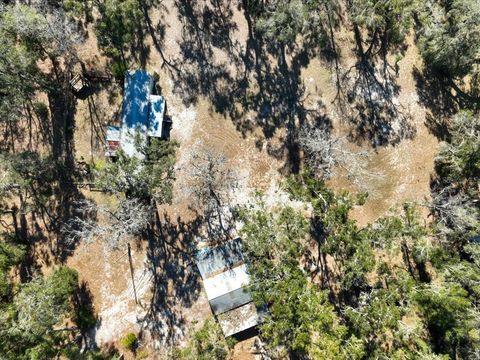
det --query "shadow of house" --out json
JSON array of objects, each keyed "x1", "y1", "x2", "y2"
[{"x1": 195, "y1": 238, "x2": 265, "y2": 337}]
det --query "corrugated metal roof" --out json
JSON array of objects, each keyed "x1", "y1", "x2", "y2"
[
  {"x1": 217, "y1": 302, "x2": 266, "y2": 337},
  {"x1": 195, "y1": 237, "x2": 244, "y2": 279},
  {"x1": 121, "y1": 70, "x2": 153, "y2": 130},
  {"x1": 118, "y1": 70, "x2": 167, "y2": 159},
  {"x1": 209, "y1": 287, "x2": 252, "y2": 315},
  {"x1": 203, "y1": 264, "x2": 250, "y2": 300},
  {"x1": 195, "y1": 238, "x2": 264, "y2": 336},
  {"x1": 106, "y1": 126, "x2": 121, "y2": 141},
  {"x1": 148, "y1": 95, "x2": 165, "y2": 138},
  {"x1": 120, "y1": 70, "x2": 153, "y2": 159}
]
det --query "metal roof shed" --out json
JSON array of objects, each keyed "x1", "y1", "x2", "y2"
[
  {"x1": 195, "y1": 238, "x2": 263, "y2": 336},
  {"x1": 196, "y1": 237, "x2": 244, "y2": 279},
  {"x1": 202, "y1": 264, "x2": 250, "y2": 300}
]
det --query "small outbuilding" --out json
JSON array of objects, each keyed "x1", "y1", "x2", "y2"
[
  {"x1": 70, "y1": 73, "x2": 89, "y2": 94},
  {"x1": 105, "y1": 126, "x2": 121, "y2": 158},
  {"x1": 195, "y1": 238, "x2": 265, "y2": 337}
]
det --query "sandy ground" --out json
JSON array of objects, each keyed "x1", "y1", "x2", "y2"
[
  {"x1": 64, "y1": 1, "x2": 440, "y2": 358},
  {"x1": 68, "y1": 240, "x2": 150, "y2": 345},
  {"x1": 333, "y1": 36, "x2": 439, "y2": 225}
]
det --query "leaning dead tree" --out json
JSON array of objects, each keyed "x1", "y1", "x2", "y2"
[
  {"x1": 428, "y1": 185, "x2": 479, "y2": 241},
  {"x1": 61, "y1": 198, "x2": 151, "y2": 249},
  {"x1": 186, "y1": 147, "x2": 238, "y2": 238},
  {"x1": 300, "y1": 127, "x2": 383, "y2": 193}
]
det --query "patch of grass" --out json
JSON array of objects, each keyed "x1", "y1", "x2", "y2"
[
  {"x1": 135, "y1": 349, "x2": 149, "y2": 359},
  {"x1": 91, "y1": 158, "x2": 106, "y2": 171},
  {"x1": 226, "y1": 336, "x2": 238, "y2": 349},
  {"x1": 120, "y1": 333, "x2": 137, "y2": 352}
]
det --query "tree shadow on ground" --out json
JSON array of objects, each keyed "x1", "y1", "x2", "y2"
[
  {"x1": 0, "y1": 66, "x2": 88, "y2": 273},
  {"x1": 139, "y1": 0, "x2": 183, "y2": 72},
  {"x1": 342, "y1": 43, "x2": 416, "y2": 147},
  {"x1": 139, "y1": 210, "x2": 204, "y2": 346},
  {"x1": 73, "y1": 280, "x2": 99, "y2": 350},
  {"x1": 202, "y1": 205, "x2": 236, "y2": 242},
  {"x1": 43, "y1": 57, "x2": 131, "y2": 263},
  {"x1": 46, "y1": 69, "x2": 89, "y2": 263},
  {"x1": 165, "y1": 1, "x2": 334, "y2": 174},
  {"x1": 413, "y1": 67, "x2": 469, "y2": 142}
]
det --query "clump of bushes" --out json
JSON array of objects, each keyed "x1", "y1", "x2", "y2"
[
  {"x1": 111, "y1": 61, "x2": 128, "y2": 81},
  {"x1": 172, "y1": 319, "x2": 232, "y2": 360}
]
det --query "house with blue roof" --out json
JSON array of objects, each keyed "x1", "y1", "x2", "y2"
[{"x1": 105, "y1": 69, "x2": 167, "y2": 159}]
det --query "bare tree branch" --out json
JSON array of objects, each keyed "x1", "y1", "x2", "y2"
[
  {"x1": 184, "y1": 147, "x2": 239, "y2": 238},
  {"x1": 428, "y1": 185, "x2": 479, "y2": 239},
  {"x1": 299, "y1": 127, "x2": 383, "y2": 193},
  {"x1": 61, "y1": 198, "x2": 151, "y2": 249}
]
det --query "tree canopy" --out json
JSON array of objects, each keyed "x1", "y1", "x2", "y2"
[
  {"x1": 235, "y1": 170, "x2": 480, "y2": 359},
  {"x1": 0, "y1": 266, "x2": 79, "y2": 359},
  {"x1": 419, "y1": 0, "x2": 480, "y2": 78},
  {"x1": 94, "y1": 139, "x2": 178, "y2": 202}
]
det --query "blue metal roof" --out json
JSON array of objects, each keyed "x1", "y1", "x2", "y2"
[
  {"x1": 195, "y1": 238, "x2": 245, "y2": 279},
  {"x1": 121, "y1": 70, "x2": 153, "y2": 130},
  {"x1": 148, "y1": 95, "x2": 165, "y2": 138}
]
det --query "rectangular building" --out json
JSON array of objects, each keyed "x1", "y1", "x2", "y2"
[
  {"x1": 106, "y1": 69, "x2": 167, "y2": 159},
  {"x1": 195, "y1": 238, "x2": 265, "y2": 336}
]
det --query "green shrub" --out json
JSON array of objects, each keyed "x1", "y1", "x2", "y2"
[
  {"x1": 120, "y1": 333, "x2": 137, "y2": 352},
  {"x1": 135, "y1": 349, "x2": 149, "y2": 359},
  {"x1": 33, "y1": 102, "x2": 49, "y2": 120},
  {"x1": 91, "y1": 158, "x2": 106, "y2": 172},
  {"x1": 226, "y1": 336, "x2": 238, "y2": 349},
  {"x1": 174, "y1": 319, "x2": 230, "y2": 360},
  {"x1": 111, "y1": 61, "x2": 128, "y2": 81}
]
